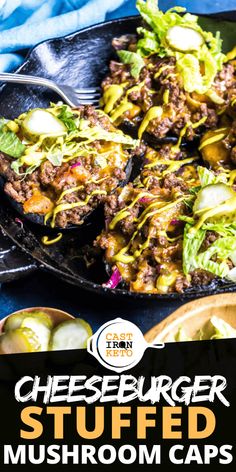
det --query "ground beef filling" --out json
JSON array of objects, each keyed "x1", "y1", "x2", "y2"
[
  {"x1": 0, "y1": 107, "x2": 132, "y2": 228},
  {"x1": 1, "y1": 155, "x2": 129, "y2": 227},
  {"x1": 95, "y1": 129, "x2": 235, "y2": 295},
  {"x1": 95, "y1": 162, "x2": 194, "y2": 294},
  {"x1": 102, "y1": 44, "x2": 236, "y2": 141}
]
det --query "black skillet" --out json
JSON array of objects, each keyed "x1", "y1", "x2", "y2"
[{"x1": 1, "y1": 12, "x2": 236, "y2": 299}]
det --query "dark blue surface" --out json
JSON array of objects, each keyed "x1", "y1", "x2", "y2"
[
  {"x1": 108, "y1": 0, "x2": 236, "y2": 18},
  {"x1": 1, "y1": 0, "x2": 236, "y2": 332},
  {"x1": 0, "y1": 270, "x2": 183, "y2": 333}
]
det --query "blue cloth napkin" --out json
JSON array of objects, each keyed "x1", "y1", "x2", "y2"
[
  {"x1": 0, "y1": 0, "x2": 235, "y2": 72},
  {"x1": 0, "y1": 0, "x2": 133, "y2": 71}
]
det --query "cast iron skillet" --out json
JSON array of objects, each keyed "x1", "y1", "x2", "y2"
[{"x1": 1, "y1": 12, "x2": 236, "y2": 299}]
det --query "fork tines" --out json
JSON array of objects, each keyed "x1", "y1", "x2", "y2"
[{"x1": 75, "y1": 87, "x2": 101, "y2": 106}]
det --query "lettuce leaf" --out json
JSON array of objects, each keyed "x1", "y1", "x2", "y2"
[
  {"x1": 117, "y1": 50, "x2": 145, "y2": 79},
  {"x1": 201, "y1": 222, "x2": 236, "y2": 237},
  {"x1": 47, "y1": 148, "x2": 64, "y2": 167},
  {"x1": 195, "y1": 256, "x2": 229, "y2": 278},
  {"x1": 197, "y1": 165, "x2": 227, "y2": 187},
  {"x1": 57, "y1": 105, "x2": 77, "y2": 131},
  {"x1": 176, "y1": 53, "x2": 202, "y2": 93},
  {"x1": 199, "y1": 236, "x2": 236, "y2": 260},
  {"x1": 0, "y1": 128, "x2": 25, "y2": 158},
  {"x1": 136, "y1": 27, "x2": 160, "y2": 56},
  {"x1": 182, "y1": 222, "x2": 236, "y2": 277}
]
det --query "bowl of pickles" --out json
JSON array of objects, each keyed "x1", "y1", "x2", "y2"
[
  {"x1": 145, "y1": 293, "x2": 236, "y2": 344},
  {"x1": 0, "y1": 307, "x2": 92, "y2": 354}
]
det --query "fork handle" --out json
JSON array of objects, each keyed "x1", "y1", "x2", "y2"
[{"x1": 0, "y1": 72, "x2": 72, "y2": 106}]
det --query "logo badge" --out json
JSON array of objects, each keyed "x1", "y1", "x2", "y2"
[{"x1": 87, "y1": 318, "x2": 164, "y2": 372}]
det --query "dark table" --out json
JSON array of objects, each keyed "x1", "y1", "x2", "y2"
[{"x1": 0, "y1": 268, "x2": 183, "y2": 334}]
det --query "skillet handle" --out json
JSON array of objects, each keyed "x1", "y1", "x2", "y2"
[{"x1": 0, "y1": 228, "x2": 37, "y2": 283}]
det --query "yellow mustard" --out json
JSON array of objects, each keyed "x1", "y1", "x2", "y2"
[
  {"x1": 138, "y1": 106, "x2": 163, "y2": 139},
  {"x1": 103, "y1": 85, "x2": 124, "y2": 114}
]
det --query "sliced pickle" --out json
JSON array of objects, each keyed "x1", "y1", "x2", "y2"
[
  {"x1": 0, "y1": 328, "x2": 41, "y2": 354},
  {"x1": 50, "y1": 319, "x2": 92, "y2": 351},
  {"x1": 193, "y1": 184, "x2": 236, "y2": 213},
  {"x1": 4, "y1": 313, "x2": 27, "y2": 332},
  {"x1": 22, "y1": 109, "x2": 67, "y2": 140},
  {"x1": 4, "y1": 310, "x2": 53, "y2": 332},
  {"x1": 21, "y1": 317, "x2": 51, "y2": 352},
  {"x1": 166, "y1": 26, "x2": 204, "y2": 52},
  {"x1": 27, "y1": 311, "x2": 53, "y2": 329}
]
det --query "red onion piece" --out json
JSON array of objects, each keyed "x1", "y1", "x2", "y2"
[
  {"x1": 170, "y1": 219, "x2": 182, "y2": 226},
  {"x1": 176, "y1": 167, "x2": 184, "y2": 175},
  {"x1": 103, "y1": 268, "x2": 122, "y2": 289},
  {"x1": 15, "y1": 218, "x2": 23, "y2": 229},
  {"x1": 140, "y1": 196, "x2": 152, "y2": 203},
  {"x1": 71, "y1": 161, "x2": 81, "y2": 169},
  {"x1": 156, "y1": 264, "x2": 163, "y2": 275},
  {"x1": 105, "y1": 218, "x2": 112, "y2": 231}
]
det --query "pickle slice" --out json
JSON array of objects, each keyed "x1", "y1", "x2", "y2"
[
  {"x1": 4, "y1": 313, "x2": 27, "y2": 332},
  {"x1": 166, "y1": 26, "x2": 204, "y2": 52},
  {"x1": 21, "y1": 317, "x2": 51, "y2": 352},
  {"x1": 0, "y1": 328, "x2": 41, "y2": 354},
  {"x1": 4, "y1": 310, "x2": 53, "y2": 332},
  {"x1": 22, "y1": 109, "x2": 67, "y2": 139},
  {"x1": 193, "y1": 184, "x2": 236, "y2": 214},
  {"x1": 50, "y1": 319, "x2": 92, "y2": 351}
]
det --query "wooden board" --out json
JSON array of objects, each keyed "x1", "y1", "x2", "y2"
[{"x1": 145, "y1": 293, "x2": 236, "y2": 343}]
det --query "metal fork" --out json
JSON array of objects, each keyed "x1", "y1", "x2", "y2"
[{"x1": 0, "y1": 72, "x2": 101, "y2": 108}]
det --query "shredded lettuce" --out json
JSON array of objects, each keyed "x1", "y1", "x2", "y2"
[
  {"x1": 47, "y1": 148, "x2": 64, "y2": 167},
  {"x1": 189, "y1": 186, "x2": 201, "y2": 195},
  {"x1": 182, "y1": 223, "x2": 206, "y2": 275},
  {"x1": 119, "y1": 0, "x2": 226, "y2": 92},
  {"x1": 0, "y1": 118, "x2": 8, "y2": 131},
  {"x1": 75, "y1": 121, "x2": 139, "y2": 148},
  {"x1": 11, "y1": 160, "x2": 38, "y2": 176},
  {"x1": 117, "y1": 50, "x2": 145, "y2": 79}
]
